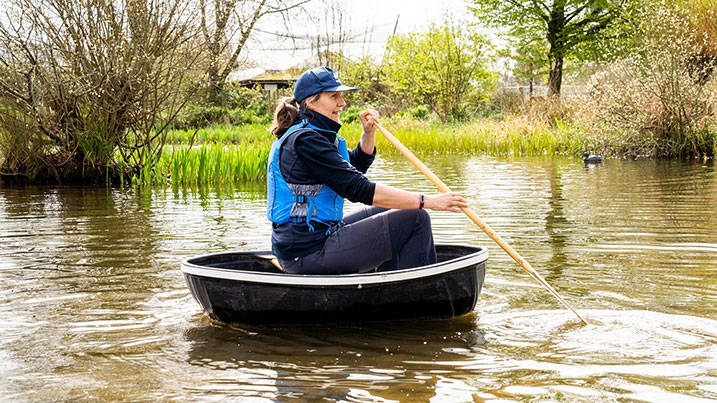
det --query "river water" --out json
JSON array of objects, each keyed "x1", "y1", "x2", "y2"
[{"x1": 1, "y1": 155, "x2": 715, "y2": 402}]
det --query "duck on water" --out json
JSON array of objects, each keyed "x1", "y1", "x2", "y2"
[{"x1": 582, "y1": 152, "x2": 603, "y2": 163}]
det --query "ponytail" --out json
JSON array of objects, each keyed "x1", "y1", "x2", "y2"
[
  {"x1": 270, "y1": 94, "x2": 322, "y2": 139},
  {"x1": 270, "y1": 97, "x2": 299, "y2": 139}
]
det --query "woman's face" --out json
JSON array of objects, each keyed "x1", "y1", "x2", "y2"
[{"x1": 306, "y1": 91, "x2": 346, "y2": 123}]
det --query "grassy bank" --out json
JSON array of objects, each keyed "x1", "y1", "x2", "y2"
[
  {"x1": 347, "y1": 116, "x2": 592, "y2": 157},
  {"x1": 153, "y1": 117, "x2": 597, "y2": 186}
]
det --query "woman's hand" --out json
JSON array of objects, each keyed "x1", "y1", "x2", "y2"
[
  {"x1": 359, "y1": 109, "x2": 379, "y2": 134},
  {"x1": 424, "y1": 192, "x2": 468, "y2": 212},
  {"x1": 372, "y1": 185, "x2": 468, "y2": 212},
  {"x1": 358, "y1": 109, "x2": 380, "y2": 154}
]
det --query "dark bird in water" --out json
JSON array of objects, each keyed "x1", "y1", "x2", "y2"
[{"x1": 582, "y1": 152, "x2": 603, "y2": 163}]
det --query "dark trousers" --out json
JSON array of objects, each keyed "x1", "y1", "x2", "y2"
[{"x1": 279, "y1": 207, "x2": 437, "y2": 274}]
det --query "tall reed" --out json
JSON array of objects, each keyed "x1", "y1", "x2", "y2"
[
  {"x1": 158, "y1": 142, "x2": 270, "y2": 186},
  {"x1": 152, "y1": 117, "x2": 591, "y2": 186},
  {"x1": 341, "y1": 116, "x2": 590, "y2": 157}
]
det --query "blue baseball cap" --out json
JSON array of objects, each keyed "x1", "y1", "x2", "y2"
[{"x1": 293, "y1": 66, "x2": 358, "y2": 103}]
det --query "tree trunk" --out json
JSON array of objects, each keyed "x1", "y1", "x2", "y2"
[
  {"x1": 547, "y1": 55, "x2": 563, "y2": 98},
  {"x1": 545, "y1": 0, "x2": 567, "y2": 99}
]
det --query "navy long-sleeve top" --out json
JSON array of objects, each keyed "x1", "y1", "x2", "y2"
[
  {"x1": 271, "y1": 110, "x2": 377, "y2": 259},
  {"x1": 284, "y1": 110, "x2": 376, "y2": 204}
]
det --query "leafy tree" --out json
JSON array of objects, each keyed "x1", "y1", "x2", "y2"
[
  {"x1": 383, "y1": 19, "x2": 497, "y2": 122},
  {"x1": 469, "y1": 0, "x2": 625, "y2": 98},
  {"x1": 505, "y1": 40, "x2": 547, "y2": 97},
  {"x1": 336, "y1": 55, "x2": 389, "y2": 107}
]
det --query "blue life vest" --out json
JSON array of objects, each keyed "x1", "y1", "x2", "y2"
[{"x1": 266, "y1": 120, "x2": 350, "y2": 234}]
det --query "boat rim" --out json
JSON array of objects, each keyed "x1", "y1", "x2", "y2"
[{"x1": 180, "y1": 246, "x2": 488, "y2": 286}]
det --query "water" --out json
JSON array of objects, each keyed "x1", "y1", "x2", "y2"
[{"x1": 1, "y1": 156, "x2": 715, "y2": 402}]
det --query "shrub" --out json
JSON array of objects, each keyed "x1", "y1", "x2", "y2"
[
  {"x1": 340, "y1": 105, "x2": 363, "y2": 124},
  {"x1": 581, "y1": 2, "x2": 717, "y2": 158},
  {"x1": 174, "y1": 86, "x2": 270, "y2": 129}
]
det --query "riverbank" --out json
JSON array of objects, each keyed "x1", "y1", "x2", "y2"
[{"x1": 157, "y1": 113, "x2": 710, "y2": 187}]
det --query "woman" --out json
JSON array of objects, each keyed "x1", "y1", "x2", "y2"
[{"x1": 267, "y1": 66, "x2": 468, "y2": 274}]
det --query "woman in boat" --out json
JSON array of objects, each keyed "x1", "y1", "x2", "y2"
[{"x1": 267, "y1": 66, "x2": 468, "y2": 274}]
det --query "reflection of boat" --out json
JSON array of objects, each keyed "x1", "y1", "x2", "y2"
[
  {"x1": 181, "y1": 244, "x2": 488, "y2": 326},
  {"x1": 184, "y1": 315, "x2": 485, "y2": 371}
]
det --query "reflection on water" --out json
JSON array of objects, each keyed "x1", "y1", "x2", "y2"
[
  {"x1": 0, "y1": 156, "x2": 715, "y2": 402},
  {"x1": 183, "y1": 316, "x2": 485, "y2": 402}
]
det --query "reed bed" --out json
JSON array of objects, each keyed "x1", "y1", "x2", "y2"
[
  {"x1": 155, "y1": 117, "x2": 590, "y2": 186},
  {"x1": 343, "y1": 116, "x2": 589, "y2": 157},
  {"x1": 158, "y1": 142, "x2": 270, "y2": 185},
  {"x1": 166, "y1": 124, "x2": 269, "y2": 145}
]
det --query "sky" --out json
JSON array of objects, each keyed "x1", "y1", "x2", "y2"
[
  {"x1": 242, "y1": 0, "x2": 471, "y2": 71},
  {"x1": 342, "y1": 0, "x2": 469, "y2": 34}
]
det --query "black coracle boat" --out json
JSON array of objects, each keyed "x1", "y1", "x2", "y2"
[{"x1": 181, "y1": 244, "x2": 487, "y2": 326}]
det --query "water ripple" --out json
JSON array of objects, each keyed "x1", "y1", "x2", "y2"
[{"x1": 1, "y1": 157, "x2": 716, "y2": 402}]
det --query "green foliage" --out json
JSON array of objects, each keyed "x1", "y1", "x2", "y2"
[
  {"x1": 174, "y1": 86, "x2": 271, "y2": 129},
  {"x1": 581, "y1": 0, "x2": 717, "y2": 158},
  {"x1": 129, "y1": 124, "x2": 274, "y2": 186},
  {"x1": 336, "y1": 55, "x2": 389, "y2": 107},
  {"x1": 165, "y1": 123, "x2": 270, "y2": 144},
  {"x1": 339, "y1": 105, "x2": 363, "y2": 124},
  {"x1": 394, "y1": 106, "x2": 431, "y2": 120},
  {"x1": 383, "y1": 18, "x2": 498, "y2": 122},
  {"x1": 469, "y1": 0, "x2": 626, "y2": 97},
  {"x1": 157, "y1": 142, "x2": 270, "y2": 186},
  {"x1": 365, "y1": 117, "x2": 589, "y2": 157}
]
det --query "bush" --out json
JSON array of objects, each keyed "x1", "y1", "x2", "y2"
[
  {"x1": 174, "y1": 86, "x2": 271, "y2": 129},
  {"x1": 340, "y1": 105, "x2": 363, "y2": 124},
  {"x1": 408, "y1": 105, "x2": 430, "y2": 120},
  {"x1": 580, "y1": 3, "x2": 717, "y2": 159},
  {"x1": 392, "y1": 105, "x2": 431, "y2": 120}
]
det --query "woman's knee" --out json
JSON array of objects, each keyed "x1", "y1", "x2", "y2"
[
  {"x1": 416, "y1": 208, "x2": 431, "y2": 221},
  {"x1": 385, "y1": 208, "x2": 432, "y2": 233},
  {"x1": 413, "y1": 208, "x2": 432, "y2": 229}
]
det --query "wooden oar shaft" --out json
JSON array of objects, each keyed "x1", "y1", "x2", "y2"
[{"x1": 374, "y1": 122, "x2": 588, "y2": 325}]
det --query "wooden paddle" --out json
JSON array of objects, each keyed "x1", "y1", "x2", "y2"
[{"x1": 374, "y1": 122, "x2": 589, "y2": 325}]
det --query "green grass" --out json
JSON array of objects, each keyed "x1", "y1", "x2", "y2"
[
  {"x1": 158, "y1": 142, "x2": 270, "y2": 186},
  {"x1": 342, "y1": 116, "x2": 591, "y2": 156},
  {"x1": 152, "y1": 116, "x2": 594, "y2": 186},
  {"x1": 165, "y1": 123, "x2": 270, "y2": 145}
]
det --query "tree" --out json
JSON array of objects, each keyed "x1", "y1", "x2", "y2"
[
  {"x1": 198, "y1": 0, "x2": 311, "y2": 103},
  {"x1": 383, "y1": 19, "x2": 497, "y2": 122},
  {"x1": 0, "y1": 0, "x2": 203, "y2": 184},
  {"x1": 469, "y1": 0, "x2": 624, "y2": 98},
  {"x1": 337, "y1": 55, "x2": 389, "y2": 107}
]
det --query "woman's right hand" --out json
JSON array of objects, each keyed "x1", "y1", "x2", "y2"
[
  {"x1": 371, "y1": 185, "x2": 469, "y2": 212},
  {"x1": 424, "y1": 192, "x2": 468, "y2": 212}
]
